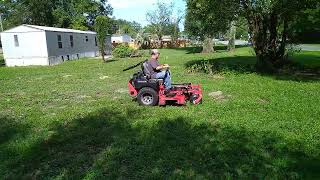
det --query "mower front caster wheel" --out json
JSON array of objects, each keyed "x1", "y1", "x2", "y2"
[
  {"x1": 190, "y1": 94, "x2": 202, "y2": 105},
  {"x1": 137, "y1": 87, "x2": 159, "y2": 106}
]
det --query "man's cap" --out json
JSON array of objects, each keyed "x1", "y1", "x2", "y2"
[{"x1": 150, "y1": 49, "x2": 160, "y2": 55}]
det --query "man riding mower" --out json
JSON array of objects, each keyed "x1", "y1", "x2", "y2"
[{"x1": 123, "y1": 49, "x2": 203, "y2": 106}]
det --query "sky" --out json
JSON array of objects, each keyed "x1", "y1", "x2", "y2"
[{"x1": 108, "y1": 0, "x2": 186, "y2": 27}]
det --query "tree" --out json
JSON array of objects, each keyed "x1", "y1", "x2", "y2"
[
  {"x1": 54, "y1": 0, "x2": 113, "y2": 30},
  {"x1": 185, "y1": 0, "x2": 238, "y2": 53},
  {"x1": 0, "y1": 0, "x2": 113, "y2": 31},
  {"x1": 235, "y1": 17, "x2": 249, "y2": 40},
  {"x1": 239, "y1": 0, "x2": 318, "y2": 71},
  {"x1": 95, "y1": 15, "x2": 112, "y2": 62},
  {"x1": 186, "y1": 0, "x2": 318, "y2": 70},
  {"x1": 171, "y1": 10, "x2": 184, "y2": 45},
  {"x1": 113, "y1": 19, "x2": 142, "y2": 38},
  {"x1": 289, "y1": 7, "x2": 320, "y2": 43},
  {"x1": 227, "y1": 21, "x2": 236, "y2": 51},
  {"x1": 146, "y1": 1, "x2": 174, "y2": 42}
]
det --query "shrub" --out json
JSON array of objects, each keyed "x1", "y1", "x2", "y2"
[
  {"x1": 112, "y1": 44, "x2": 134, "y2": 58},
  {"x1": 0, "y1": 54, "x2": 4, "y2": 66},
  {"x1": 186, "y1": 60, "x2": 255, "y2": 75}
]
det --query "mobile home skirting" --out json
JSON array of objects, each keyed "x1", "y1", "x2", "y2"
[{"x1": 48, "y1": 51, "x2": 99, "y2": 65}]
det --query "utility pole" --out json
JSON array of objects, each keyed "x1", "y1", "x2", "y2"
[{"x1": 0, "y1": 14, "x2": 3, "y2": 32}]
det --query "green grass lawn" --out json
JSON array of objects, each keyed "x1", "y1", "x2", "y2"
[{"x1": 0, "y1": 47, "x2": 320, "y2": 179}]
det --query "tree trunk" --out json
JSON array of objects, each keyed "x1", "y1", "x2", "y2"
[
  {"x1": 158, "y1": 35, "x2": 163, "y2": 49},
  {"x1": 244, "y1": 9, "x2": 290, "y2": 72},
  {"x1": 228, "y1": 21, "x2": 236, "y2": 51},
  {"x1": 202, "y1": 36, "x2": 214, "y2": 53},
  {"x1": 100, "y1": 47, "x2": 106, "y2": 62}
]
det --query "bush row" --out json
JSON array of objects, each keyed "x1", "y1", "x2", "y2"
[{"x1": 112, "y1": 44, "x2": 145, "y2": 58}]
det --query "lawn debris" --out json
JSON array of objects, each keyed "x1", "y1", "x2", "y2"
[
  {"x1": 209, "y1": 91, "x2": 230, "y2": 102},
  {"x1": 116, "y1": 88, "x2": 128, "y2": 94},
  {"x1": 99, "y1": 76, "x2": 110, "y2": 80},
  {"x1": 211, "y1": 74, "x2": 225, "y2": 80},
  {"x1": 77, "y1": 95, "x2": 92, "y2": 99}
]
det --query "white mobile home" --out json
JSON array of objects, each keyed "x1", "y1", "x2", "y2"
[
  {"x1": 0, "y1": 24, "x2": 111, "y2": 67},
  {"x1": 111, "y1": 34, "x2": 133, "y2": 43}
]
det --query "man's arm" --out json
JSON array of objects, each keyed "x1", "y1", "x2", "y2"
[
  {"x1": 150, "y1": 60, "x2": 169, "y2": 71},
  {"x1": 155, "y1": 64, "x2": 169, "y2": 71}
]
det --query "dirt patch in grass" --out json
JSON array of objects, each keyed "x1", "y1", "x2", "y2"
[
  {"x1": 209, "y1": 91, "x2": 231, "y2": 102},
  {"x1": 257, "y1": 98, "x2": 270, "y2": 105}
]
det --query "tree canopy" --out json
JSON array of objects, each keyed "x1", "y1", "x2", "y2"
[
  {"x1": 185, "y1": 0, "x2": 319, "y2": 70},
  {"x1": 95, "y1": 15, "x2": 112, "y2": 62},
  {"x1": 290, "y1": 7, "x2": 320, "y2": 43},
  {"x1": 0, "y1": 0, "x2": 113, "y2": 30},
  {"x1": 239, "y1": 0, "x2": 318, "y2": 71},
  {"x1": 185, "y1": 0, "x2": 238, "y2": 39},
  {"x1": 113, "y1": 19, "x2": 142, "y2": 39},
  {"x1": 185, "y1": 0, "x2": 239, "y2": 52},
  {"x1": 146, "y1": 1, "x2": 183, "y2": 43}
]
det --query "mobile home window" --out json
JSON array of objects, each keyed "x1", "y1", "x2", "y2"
[
  {"x1": 95, "y1": 37, "x2": 97, "y2": 46},
  {"x1": 57, "y1": 35, "x2": 63, "y2": 48},
  {"x1": 14, "y1": 35, "x2": 19, "y2": 47},
  {"x1": 70, "y1": 35, "x2": 74, "y2": 47},
  {"x1": 85, "y1": 36, "x2": 88, "y2": 42}
]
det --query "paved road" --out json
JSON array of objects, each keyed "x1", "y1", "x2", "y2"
[
  {"x1": 299, "y1": 45, "x2": 320, "y2": 51},
  {"x1": 216, "y1": 41, "x2": 320, "y2": 51},
  {"x1": 215, "y1": 40, "x2": 249, "y2": 46}
]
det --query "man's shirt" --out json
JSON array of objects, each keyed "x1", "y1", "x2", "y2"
[{"x1": 147, "y1": 59, "x2": 161, "y2": 78}]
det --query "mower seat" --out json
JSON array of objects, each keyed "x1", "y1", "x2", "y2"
[
  {"x1": 142, "y1": 61, "x2": 152, "y2": 79},
  {"x1": 129, "y1": 62, "x2": 163, "y2": 91},
  {"x1": 142, "y1": 61, "x2": 164, "y2": 82}
]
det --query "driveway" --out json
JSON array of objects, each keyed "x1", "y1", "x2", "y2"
[{"x1": 299, "y1": 44, "x2": 320, "y2": 51}]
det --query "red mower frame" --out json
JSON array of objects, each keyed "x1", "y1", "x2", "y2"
[{"x1": 128, "y1": 80, "x2": 203, "y2": 106}]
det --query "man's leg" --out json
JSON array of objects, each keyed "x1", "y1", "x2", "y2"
[
  {"x1": 164, "y1": 70, "x2": 172, "y2": 90},
  {"x1": 156, "y1": 71, "x2": 171, "y2": 90},
  {"x1": 155, "y1": 71, "x2": 166, "y2": 79}
]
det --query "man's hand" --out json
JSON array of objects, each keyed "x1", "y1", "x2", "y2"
[
  {"x1": 163, "y1": 64, "x2": 170, "y2": 69},
  {"x1": 156, "y1": 64, "x2": 170, "y2": 71}
]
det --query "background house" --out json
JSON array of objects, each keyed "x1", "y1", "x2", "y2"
[
  {"x1": 111, "y1": 34, "x2": 133, "y2": 43},
  {"x1": 0, "y1": 24, "x2": 111, "y2": 67}
]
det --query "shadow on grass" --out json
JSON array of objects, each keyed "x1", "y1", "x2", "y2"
[
  {"x1": 0, "y1": 116, "x2": 31, "y2": 178},
  {"x1": 0, "y1": 117, "x2": 29, "y2": 145},
  {"x1": 104, "y1": 59, "x2": 119, "y2": 64},
  {"x1": 174, "y1": 45, "x2": 249, "y2": 54},
  {"x1": 185, "y1": 55, "x2": 320, "y2": 82},
  {"x1": 1, "y1": 107, "x2": 320, "y2": 179}
]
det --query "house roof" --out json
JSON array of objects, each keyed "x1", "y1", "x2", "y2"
[
  {"x1": 2, "y1": 24, "x2": 97, "y2": 34},
  {"x1": 112, "y1": 34, "x2": 131, "y2": 38},
  {"x1": 24, "y1": 24, "x2": 97, "y2": 34}
]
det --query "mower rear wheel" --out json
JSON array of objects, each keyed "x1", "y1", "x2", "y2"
[{"x1": 137, "y1": 87, "x2": 159, "y2": 106}]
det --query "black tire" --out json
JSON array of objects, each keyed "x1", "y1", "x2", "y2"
[
  {"x1": 137, "y1": 87, "x2": 159, "y2": 106},
  {"x1": 190, "y1": 94, "x2": 202, "y2": 105}
]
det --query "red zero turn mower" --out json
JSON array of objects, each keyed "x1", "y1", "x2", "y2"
[{"x1": 123, "y1": 60, "x2": 203, "y2": 106}]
